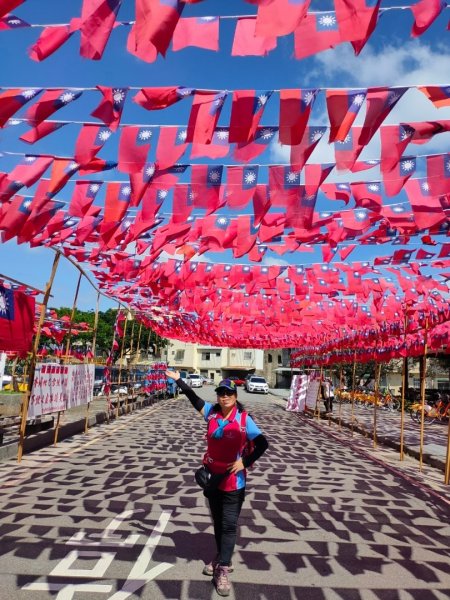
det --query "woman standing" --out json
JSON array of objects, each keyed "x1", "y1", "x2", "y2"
[{"x1": 165, "y1": 370, "x2": 268, "y2": 597}]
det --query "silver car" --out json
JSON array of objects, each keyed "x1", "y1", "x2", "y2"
[{"x1": 245, "y1": 376, "x2": 269, "y2": 394}]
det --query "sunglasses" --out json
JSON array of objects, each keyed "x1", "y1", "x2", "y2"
[{"x1": 217, "y1": 390, "x2": 235, "y2": 397}]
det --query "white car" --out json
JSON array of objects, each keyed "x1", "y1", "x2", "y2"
[
  {"x1": 189, "y1": 374, "x2": 203, "y2": 388},
  {"x1": 245, "y1": 376, "x2": 269, "y2": 394}
]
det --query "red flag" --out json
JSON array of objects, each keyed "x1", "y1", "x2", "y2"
[
  {"x1": 79, "y1": 0, "x2": 123, "y2": 60},
  {"x1": 103, "y1": 182, "x2": 132, "y2": 223},
  {"x1": 20, "y1": 121, "x2": 68, "y2": 144},
  {"x1": 172, "y1": 16, "x2": 219, "y2": 51},
  {"x1": 326, "y1": 89, "x2": 366, "y2": 142},
  {"x1": 268, "y1": 166, "x2": 302, "y2": 205},
  {"x1": 155, "y1": 126, "x2": 188, "y2": 169},
  {"x1": 0, "y1": 285, "x2": 35, "y2": 357},
  {"x1": 426, "y1": 153, "x2": 450, "y2": 196},
  {"x1": 74, "y1": 124, "x2": 113, "y2": 164},
  {"x1": 25, "y1": 89, "x2": 82, "y2": 126},
  {"x1": 29, "y1": 23, "x2": 76, "y2": 61},
  {"x1": 383, "y1": 156, "x2": 417, "y2": 197},
  {"x1": 133, "y1": 85, "x2": 192, "y2": 110},
  {"x1": 233, "y1": 216, "x2": 259, "y2": 258},
  {"x1": 190, "y1": 165, "x2": 223, "y2": 211},
  {"x1": 358, "y1": 86, "x2": 408, "y2": 146},
  {"x1": 17, "y1": 199, "x2": 65, "y2": 243},
  {"x1": 234, "y1": 126, "x2": 277, "y2": 162},
  {"x1": 290, "y1": 126, "x2": 326, "y2": 171},
  {"x1": 285, "y1": 187, "x2": 317, "y2": 228},
  {"x1": 304, "y1": 163, "x2": 333, "y2": 196},
  {"x1": 405, "y1": 178, "x2": 446, "y2": 229},
  {"x1": 256, "y1": 0, "x2": 311, "y2": 36},
  {"x1": 186, "y1": 91, "x2": 227, "y2": 144},
  {"x1": 279, "y1": 89, "x2": 318, "y2": 145},
  {"x1": 190, "y1": 127, "x2": 230, "y2": 159},
  {"x1": 172, "y1": 184, "x2": 194, "y2": 223},
  {"x1": 341, "y1": 207, "x2": 376, "y2": 233},
  {"x1": 229, "y1": 90, "x2": 273, "y2": 143},
  {"x1": 2, "y1": 156, "x2": 53, "y2": 197},
  {"x1": 334, "y1": 127, "x2": 364, "y2": 170},
  {"x1": 350, "y1": 181, "x2": 382, "y2": 211},
  {"x1": 253, "y1": 184, "x2": 271, "y2": 226},
  {"x1": 0, "y1": 0, "x2": 24, "y2": 18},
  {"x1": 231, "y1": 17, "x2": 277, "y2": 57},
  {"x1": 118, "y1": 126, "x2": 153, "y2": 173},
  {"x1": 69, "y1": 181, "x2": 103, "y2": 217},
  {"x1": 0, "y1": 88, "x2": 42, "y2": 127},
  {"x1": 91, "y1": 86, "x2": 127, "y2": 130},
  {"x1": 419, "y1": 86, "x2": 450, "y2": 108},
  {"x1": 411, "y1": 0, "x2": 446, "y2": 37},
  {"x1": 379, "y1": 203, "x2": 414, "y2": 229},
  {"x1": 133, "y1": 0, "x2": 184, "y2": 57},
  {"x1": 226, "y1": 165, "x2": 259, "y2": 208},
  {"x1": 47, "y1": 159, "x2": 80, "y2": 196},
  {"x1": 0, "y1": 195, "x2": 32, "y2": 240}
]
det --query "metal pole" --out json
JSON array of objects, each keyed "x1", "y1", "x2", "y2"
[{"x1": 18, "y1": 252, "x2": 61, "y2": 462}]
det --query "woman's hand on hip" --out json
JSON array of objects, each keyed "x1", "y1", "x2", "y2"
[{"x1": 227, "y1": 458, "x2": 245, "y2": 474}]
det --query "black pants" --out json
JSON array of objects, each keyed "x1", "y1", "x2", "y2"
[
  {"x1": 324, "y1": 396, "x2": 333, "y2": 412},
  {"x1": 207, "y1": 488, "x2": 245, "y2": 566}
]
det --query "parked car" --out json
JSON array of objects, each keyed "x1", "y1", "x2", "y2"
[
  {"x1": 179, "y1": 371, "x2": 192, "y2": 390},
  {"x1": 245, "y1": 376, "x2": 269, "y2": 394},
  {"x1": 202, "y1": 376, "x2": 215, "y2": 385},
  {"x1": 189, "y1": 373, "x2": 203, "y2": 388},
  {"x1": 229, "y1": 376, "x2": 246, "y2": 386}
]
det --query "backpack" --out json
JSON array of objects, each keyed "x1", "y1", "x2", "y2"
[{"x1": 207, "y1": 409, "x2": 255, "y2": 466}]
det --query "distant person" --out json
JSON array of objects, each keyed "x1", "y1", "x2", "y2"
[
  {"x1": 165, "y1": 369, "x2": 268, "y2": 597},
  {"x1": 321, "y1": 377, "x2": 334, "y2": 415}
]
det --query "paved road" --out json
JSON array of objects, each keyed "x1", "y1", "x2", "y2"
[{"x1": 0, "y1": 388, "x2": 449, "y2": 599}]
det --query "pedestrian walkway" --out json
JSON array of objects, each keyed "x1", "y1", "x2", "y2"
[{"x1": 0, "y1": 393, "x2": 448, "y2": 599}]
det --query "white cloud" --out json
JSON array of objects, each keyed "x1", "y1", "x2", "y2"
[{"x1": 261, "y1": 256, "x2": 290, "y2": 266}]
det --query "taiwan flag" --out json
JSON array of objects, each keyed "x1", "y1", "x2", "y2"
[
  {"x1": 155, "y1": 126, "x2": 188, "y2": 169},
  {"x1": 186, "y1": 91, "x2": 227, "y2": 144},
  {"x1": 341, "y1": 207, "x2": 375, "y2": 232},
  {"x1": 0, "y1": 195, "x2": 33, "y2": 241},
  {"x1": 68, "y1": 181, "x2": 103, "y2": 217},
  {"x1": 350, "y1": 181, "x2": 382, "y2": 211},
  {"x1": 294, "y1": 12, "x2": 343, "y2": 60},
  {"x1": 171, "y1": 184, "x2": 194, "y2": 223},
  {"x1": 190, "y1": 127, "x2": 230, "y2": 159},
  {"x1": 103, "y1": 182, "x2": 132, "y2": 223},
  {"x1": 226, "y1": 165, "x2": 259, "y2": 208},
  {"x1": 290, "y1": 126, "x2": 327, "y2": 171},
  {"x1": 133, "y1": 0, "x2": 184, "y2": 58},
  {"x1": 91, "y1": 86, "x2": 128, "y2": 130},
  {"x1": 419, "y1": 85, "x2": 450, "y2": 108},
  {"x1": 25, "y1": 89, "x2": 82, "y2": 126},
  {"x1": 172, "y1": 16, "x2": 219, "y2": 51},
  {"x1": 326, "y1": 89, "x2": 366, "y2": 142},
  {"x1": 231, "y1": 17, "x2": 277, "y2": 57},
  {"x1": 380, "y1": 123, "x2": 415, "y2": 172},
  {"x1": 74, "y1": 124, "x2": 113, "y2": 165},
  {"x1": 29, "y1": 24, "x2": 75, "y2": 61},
  {"x1": 133, "y1": 86, "x2": 192, "y2": 110},
  {"x1": 334, "y1": 127, "x2": 364, "y2": 170},
  {"x1": 358, "y1": 86, "x2": 409, "y2": 146},
  {"x1": 426, "y1": 153, "x2": 450, "y2": 196},
  {"x1": 268, "y1": 166, "x2": 301, "y2": 205},
  {"x1": 3, "y1": 155, "x2": 53, "y2": 193},
  {"x1": 405, "y1": 178, "x2": 446, "y2": 230},
  {"x1": 411, "y1": 0, "x2": 446, "y2": 37},
  {"x1": 279, "y1": 88, "x2": 318, "y2": 145},
  {"x1": 200, "y1": 215, "x2": 232, "y2": 249},
  {"x1": 233, "y1": 215, "x2": 259, "y2": 258},
  {"x1": 0, "y1": 285, "x2": 35, "y2": 356},
  {"x1": 383, "y1": 156, "x2": 417, "y2": 197},
  {"x1": 79, "y1": 0, "x2": 123, "y2": 60},
  {"x1": 129, "y1": 162, "x2": 156, "y2": 206},
  {"x1": 285, "y1": 187, "x2": 317, "y2": 228},
  {"x1": 0, "y1": 15, "x2": 29, "y2": 29},
  {"x1": 20, "y1": 121, "x2": 68, "y2": 144},
  {"x1": 0, "y1": 0, "x2": 25, "y2": 18},
  {"x1": 334, "y1": 0, "x2": 381, "y2": 55},
  {"x1": 118, "y1": 125, "x2": 153, "y2": 173},
  {"x1": 0, "y1": 88, "x2": 42, "y2": 127},
  {"x1": 190, "y1": 165, "x2": 223, "y2": 211},
  {"x1": 46, "y1": 159, "x2": 80, "y2": 197},
  {"x1": 234, "y1": 126, "x2": 277, "y2": 162},
  {"x1": 229, "y1": 90, "x2": 273, "y2": 143},
  {"x1": 255, "y1": 0, "x2": 311, "y2": 37}
]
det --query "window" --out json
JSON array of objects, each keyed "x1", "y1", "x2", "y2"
[
  {"x1": 216, "y1": 351, "x2": 221, "y2": 356},
  {"x1": 171, "y1": 350, "x2": 175, "y2": 355},
  {"x1": 277, "y1": 355, "x2": 282, "y2": 365},
  {"x1": 268, "y1": 354, "x2": 272, "y2": 363},
  {"x1": 244, "y1": 351, "x2": 252, "y2": 360},
  {"x1": 175, "y1": 350, "x2": 185, "y2": 361},
  {"x1": 202, "y1": 352, "x2": 211, "y2": 360}
]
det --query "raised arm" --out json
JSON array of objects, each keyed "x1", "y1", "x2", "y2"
[{"x1": 165, "y1": 369, "x2": 206, "y2": 415}]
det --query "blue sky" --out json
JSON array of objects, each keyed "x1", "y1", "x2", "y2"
[{"x1": 0, "y1": 0, "x2": 449, "y2": 310}]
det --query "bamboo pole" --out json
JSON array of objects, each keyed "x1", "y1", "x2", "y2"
[
  {"x1": 126, "y1": 319, "x2": 136, "y2": 414},
  {"x1": 444, "y1": 414, "x2": 450, "y2": 485},
  {"x1": 418, "y1": 319, "x2": 428, "y2": 471},
  {"x1": 18, "y1": 252, "x2": 61, "y2": 462},
  {"x1": 53, "y1": 272, "x2": 82, "y2": 447},
  {"x1": 351, "y1": 353, "x2": 357, "y2": 437},
  {"x1": 115, "y1": 317, "x2": 129, "y2": 420},
  {"x1": 400, "y1": 355, "x2": 407, "y2": 461},
  {"x1": 314, "y1": 366, "x2": 323, "y2": 420},
  {"x1": 338, "y1": 365, "x2": 343, "y2": 430},
  {"x1": 85, "y1": 292, "x2": 100, "y2": 434},
  {"x1": 373, "y1": 362, "x2": 382, "y2": 449}
]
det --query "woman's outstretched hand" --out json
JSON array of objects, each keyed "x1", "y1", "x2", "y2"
[{"x1": 165, "y1": 369, "x2": 180, "y2": 381}]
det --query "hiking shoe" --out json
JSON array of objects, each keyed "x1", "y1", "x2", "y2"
[
  {"x1": 203, "y1": 556, "x2": 233, "y2": 576},
  {"x1": 213, "y1": 565, "x2": 231, "y2": 597}
]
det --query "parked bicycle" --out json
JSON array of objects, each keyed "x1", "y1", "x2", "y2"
[{"x1": 409, "y1": 394, "x2": 450, "y2": 425}]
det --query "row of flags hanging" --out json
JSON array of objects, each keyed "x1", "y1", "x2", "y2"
[{"x1": 1, "y1": 0, "x2": 448, "y2": 62}]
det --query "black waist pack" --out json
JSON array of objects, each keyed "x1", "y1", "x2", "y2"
[{"x1": 195, "y1": 466, "x2": 227, "y2": 497}]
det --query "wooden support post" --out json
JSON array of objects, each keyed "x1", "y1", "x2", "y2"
[
  {"x1": 314, "y1": 366, "x2": 323, "y2": 420},
  {"x1": 116, "y1": 317, "x2": 129, "y2": 420},
  {"x1": 85, "y1": 291, "x2": 100, "y2": 434},
  {"x1": 373, "y1": 362, "x2": 381, "y2": 449},
  {"x1": 338, "y1": 365, "x2": 343, "y2": 430},
  {"x1": 444, "y1": 415, "x2": 450, "y2": 485},
  {"x1": 18, "y1": 252, "x2": 61, "y2": 462},
  {"x1": 400, "y1": 356, "x2": 407, "y2": 461},
  {"x1": 351, "y1": 354, "x2": 357, "y2": 437}
]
